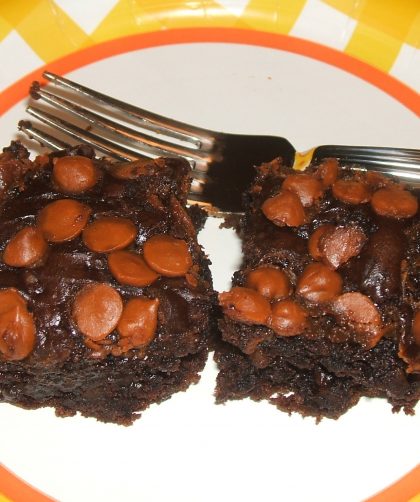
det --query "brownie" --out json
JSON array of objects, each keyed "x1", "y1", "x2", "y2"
[
  {"x1": 0, "y1": 141, "x2": 215, "y2": 425},
  {"x1": 215, "y1": 157, "x2": 420, "y2": 420}
]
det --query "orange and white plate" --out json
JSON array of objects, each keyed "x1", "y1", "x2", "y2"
[{"x1": 0, "y1": 2, "x2": 419, "y2": 502}]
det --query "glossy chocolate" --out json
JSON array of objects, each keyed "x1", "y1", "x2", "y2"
[
  {"x1": 216, "y1": 156, "x2": 420, "y2": 419},
  {"x1": 0, "y1": 142, "x2": 214, "y2": 424}
]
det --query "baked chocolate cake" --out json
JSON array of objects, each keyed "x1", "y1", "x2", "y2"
[
  {"x1": 215, "y1": 157, "x2": 420, "y2": 419},
  {"x1": 0, "y1": 141, "x2": 215, "y2": 424}
]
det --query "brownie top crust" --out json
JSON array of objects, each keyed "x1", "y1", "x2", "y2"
[
  {"x1": 220, "y1": 158, "x2": 419, "y2": 373},
  {"x1": 0, "y1": 142, "x2": 213, "y2": 367}
]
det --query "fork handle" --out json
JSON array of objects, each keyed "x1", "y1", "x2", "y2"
[{"x1": 312, "y1": 145, "x2": 420, "y2": 170}]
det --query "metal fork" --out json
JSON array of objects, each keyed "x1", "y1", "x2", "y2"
[{"x1": 19, "y1": 71, "x2": 420, "y2": 215}]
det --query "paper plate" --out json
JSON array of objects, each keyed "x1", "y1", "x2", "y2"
[{"x1": 0, "y1": 2, "x2": 419, "y2": 502}]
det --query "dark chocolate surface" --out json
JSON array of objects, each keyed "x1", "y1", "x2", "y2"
[
  {"x1": 216, "y1": 158, "x2": 420, "y2": 419},
  {"x1": 0, "y1": 143, "x2": 215, "y2": 424}
]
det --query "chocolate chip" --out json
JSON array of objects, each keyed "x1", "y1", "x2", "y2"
[
  {"x1": 282, "y1": 173, "x2": 324, "y2": 207},
  {"x1": 332, "y1": 292, "x2": 383, "y2": 348},
  {"x1": 83, "y1": 217, "x2": 137, "y2": 253},
  {"x1": 371, "y1": 188, "x2": 418, "y2": 219},
  {"x1": 308, "y1": 224, "x2": 335, "y2": 261},
  {"x1": 319, "y1": 226, "x2": 367, "y2": 269},
  {"x1": 3, "y1": 226, "x2": 48, "y2": 268},
  {"x1": 53, "y1": 156, "x2": 98, "y2": 194},
  {"x1": 0, "y1": 289, "x2": 36, "y2": 361},
  {"x1": 108, "y1": 250, "x2": 159, "y2": 287},
  {"x1": 73, "y1": 283, "x2": 123, "y2": 340},
  {"x1": 413, "y1": 311, "x2": 420, "y2": 345},
  {"x1": 38, "y1": 199, "x2": 91, "y2": 243},
  {"x1": 262, "y1": 190, "x2": 306, "y2": 227},
  {"x1": 296, "y1": 263, "x2": 343, "y2": 303},
  {"x1": 219, "y1": 287, "x2": 271, "y2": 325},
  {"x1": 143, "y1": 235, "x2": 193, "y2": 277},
  {"x1": 332, "y1": 179, "x2": 371, "y2": 204},
  {"x1": 269, "y1": 299, "x2": 308, "y2": 336},
  {"x1": 315, "y1": 158, "x2": 339, "y2": 188},
  {"x1": 246, "y1": 266, "x2": 291, "y2": 300},
  {"x1": 117, "y1": 297, "x2": 159, "y2": 348}
]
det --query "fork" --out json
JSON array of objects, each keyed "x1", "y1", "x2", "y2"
[{"x1": 18, "y1": 71, "x2": 420, "y2": 215}]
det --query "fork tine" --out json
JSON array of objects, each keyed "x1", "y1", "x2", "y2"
[
  {"x1": 315, "y1": 145, "x2": 420, "y2": 165},
  {"x1": 32, "y1": 87, "x2": 211, "y2": 166},
  {"x1": 19, "y1": 121, "x2": 213, "y2": 206},
  {"x1": 349, "y1": 164, "x2": 420, "y2": 184},
  {"x1": 18, "y1": 120, "x2": 71, "y2": 151},
  {"x1": 27, "y1": 105, "x2": 203, "y2": 162},
  {"x1": 26, "y1": 105, "x2": 211, "y2": 182},
  {"x1": 42, "y1": 72, "x2": 215, "y2": 149},
  {"x1": 19, "y1": 113, "x2": 209, "y2": 193},
  {"x1": 335, "y1": 152, "x2": 420, "y2": 170},
  {"x1": 26, "y1": 107, "x2": 140, "y2": 161}
]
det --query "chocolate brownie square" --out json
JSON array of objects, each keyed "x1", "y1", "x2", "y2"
[
  {"x1": 0, "y1": 142, "x2": 215, "y2": 424},
  {"x1": 216, "y1": 158, "x2": 420, "y2": 419}
]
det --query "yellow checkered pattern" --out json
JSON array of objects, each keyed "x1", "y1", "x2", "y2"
[{"x1": 0, "y1": 0, "x2": 419, "y2": 92}]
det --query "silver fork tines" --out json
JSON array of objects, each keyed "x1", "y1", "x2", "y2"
[
  {"x1": 28, "y1": 87, "x2": 212, "y2": 167},
  {"x1": 41, "y1": 71, "x2": 214, "y2": 148},
  {"x1": 19, "y1": 71, "x2": 420, "y2": 214}
]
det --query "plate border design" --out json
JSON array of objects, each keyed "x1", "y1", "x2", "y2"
[
  {"x1": 0, "y1": 28, "x2": 419, "y2": 116},
  {"x1": 0, "y1": 27, "x2": 419, "y2": 502}
]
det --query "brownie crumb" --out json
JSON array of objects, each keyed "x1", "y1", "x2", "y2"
[{"x1": 219, "y1": 213, "x2": 242, "y2": 230}]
